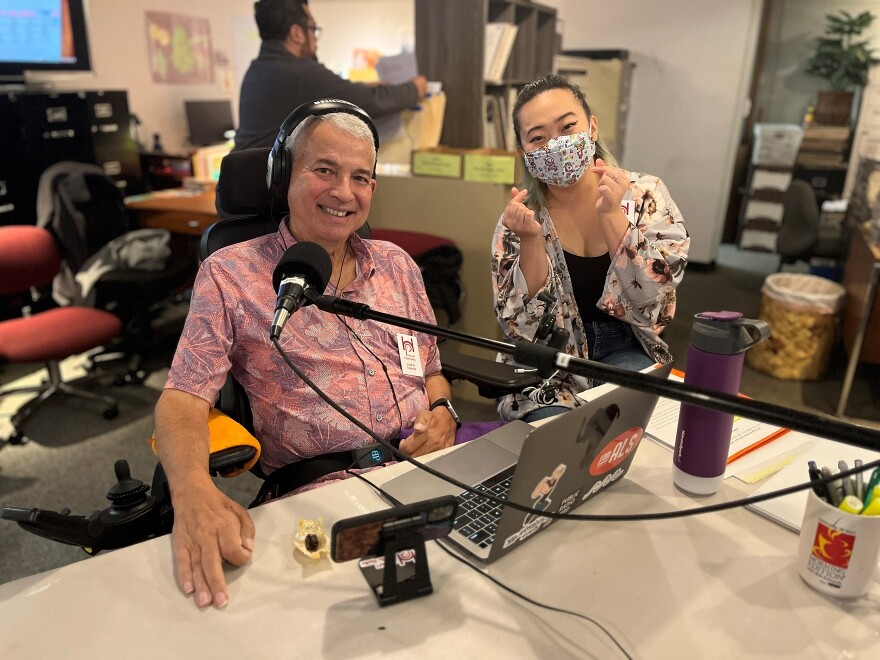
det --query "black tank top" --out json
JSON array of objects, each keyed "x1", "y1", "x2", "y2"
[{"x1": 563, "y1": 250, "x2": 613, "y2": 323}]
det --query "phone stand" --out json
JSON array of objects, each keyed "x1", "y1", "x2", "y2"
[{"x1": 358, "y1": 518, "x2": 433, "y2": 607}]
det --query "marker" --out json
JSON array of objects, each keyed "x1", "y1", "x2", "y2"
[
  {"x1": 861, "y1": 498, "x2": 880, "y2": 516},
  {"x1": 855, "y1": 459, "x2": 865, "y2": 501},
  {"x1": 839, "y1": 495, "x2": 863, "y2": 514},
  {"x1": 838, "y1": 460, "x2": 856, "y2": 499},
  {"x1": 807, "y1": 461, "x2": 827, "y2": 500},
  {"x1": 821, "y1": 466, "x2": 842, "y2": 506},
  {"x1": 864, "y1": 469, "x2": 880, "y2": 507}
]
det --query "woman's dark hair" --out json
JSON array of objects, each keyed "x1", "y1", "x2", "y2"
[
  {"x1": 512, "y1": 74, "x2": 617, "y2": 211},
  {"x1": 254, "y1": 0, "x2": 310, "y2": 41}
]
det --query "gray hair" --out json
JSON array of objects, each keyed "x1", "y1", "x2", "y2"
[{"x1": 284, "y1": 112, "x2": 377, "y2": 169}]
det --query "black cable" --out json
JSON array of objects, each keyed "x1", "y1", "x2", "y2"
[
  {"x1": 347, "y1": 468, "x2": 632, "y2": 660},
  {"x1": 435, "y1": 540, "x2": 632, "y2": 660},
  {"x1": 273, "y1": 338, "x2": 880, "y2": 522}
]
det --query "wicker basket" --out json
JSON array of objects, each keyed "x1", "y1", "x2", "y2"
[{"x1": 746, "y1": 274, "x2": 845, "y2": 381}]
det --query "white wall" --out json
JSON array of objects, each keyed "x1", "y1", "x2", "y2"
[
  {"x1": 758, "y1": 0, "x2": 880, "y2": 124},
  {"x1": 544, "y1": 0, "x2": 763, "y2": 265},
  {"x1": 37, "y1": 1, "x2": 413, "y2": 155}
]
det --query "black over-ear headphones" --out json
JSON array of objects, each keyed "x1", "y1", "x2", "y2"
[{"x1": 266, "y1": 99, "x2": 380, "y2": 201}]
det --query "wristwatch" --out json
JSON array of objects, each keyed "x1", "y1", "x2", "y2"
[{"x1": 429, "y1": 397, "x2": 461, "y2": 428}]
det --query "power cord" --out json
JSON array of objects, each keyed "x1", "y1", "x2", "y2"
[{"x1": 347, "y1": 468, "x2": 633, "y2": 660}]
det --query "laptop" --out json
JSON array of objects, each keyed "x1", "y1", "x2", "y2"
[{"x1": 382, "y1": 362, "x2": 673, "y2": 563}]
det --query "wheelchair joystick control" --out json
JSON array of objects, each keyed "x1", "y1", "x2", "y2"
[{"x1": 105, "y1": 459, "x2": 150, "y2": 509}]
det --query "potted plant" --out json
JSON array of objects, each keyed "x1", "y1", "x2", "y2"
[{"x1": 806, "y1": 10, "x2": 878, "y2": 125}]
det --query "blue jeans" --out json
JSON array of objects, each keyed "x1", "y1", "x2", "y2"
[{"x1": 522, "y1": 320, "x2": 653, "y2": 423}]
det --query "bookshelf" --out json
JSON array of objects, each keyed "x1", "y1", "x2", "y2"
[{"x1": 415, "y1": 0, "x2": 558, "y2": 149}]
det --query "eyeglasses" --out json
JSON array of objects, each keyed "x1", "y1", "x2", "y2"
[{"x1": 302, "y1": 23, "x2": 322, "y2": 39}]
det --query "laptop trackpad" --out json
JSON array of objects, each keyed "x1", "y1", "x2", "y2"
[
  {"x1": 426, "y1": 440, "x2": 518, "y2": 485},
  {"x1": 383, "y1": 440, "x2": 519, "y2": 504}
]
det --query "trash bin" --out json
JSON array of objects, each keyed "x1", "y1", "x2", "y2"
[{"x1": 745, "y1": 273, "x2": 846, "y2": 380}]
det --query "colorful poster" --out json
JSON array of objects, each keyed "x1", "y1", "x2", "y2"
[{"x1": 146, "y1": 12, "x2": 213, "y2": 84}]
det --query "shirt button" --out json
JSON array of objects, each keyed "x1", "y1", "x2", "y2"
[
  {"x1": 368, "y1": 369, "x2": 375, "y2": 376},
  {"x1": 376, "y1": 414, "x2": 383, "y2": 421}
]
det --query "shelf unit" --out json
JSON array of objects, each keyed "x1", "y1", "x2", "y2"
[{"x1": 415, "y1": 0, "x2": 557, "y2": 149}]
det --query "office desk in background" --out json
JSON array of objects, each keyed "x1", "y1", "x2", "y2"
[
  {"x1": 0, "y1": 439, "x2": 876, "y2": 658},
  {"x1": 125, "y1": 187, "x2": 218, "y2": 237}
]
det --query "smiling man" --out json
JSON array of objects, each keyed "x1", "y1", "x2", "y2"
[{"x1": 153, "y1": 107, "x2": 457, "y2": 610}]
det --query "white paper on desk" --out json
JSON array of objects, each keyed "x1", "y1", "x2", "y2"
[
  {"x1": 643, "y1": 372, "x2": 792, "y2": 478},
  {"x1": 746, "y1": 440, "x2": 880, "y2": 533}
]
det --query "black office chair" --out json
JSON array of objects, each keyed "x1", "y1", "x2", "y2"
[
  {"x1": 36, "y1": 161, "x2": 197, "y2": 382},
  {"x1": 776, "y1": 179, "x2": 821, "y2": 271}
]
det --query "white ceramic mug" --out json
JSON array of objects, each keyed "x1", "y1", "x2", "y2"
[{"x1": 797, "y1": 489, "x2": 880, "y2": 598}]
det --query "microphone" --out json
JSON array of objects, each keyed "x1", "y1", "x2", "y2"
[{"x1": 270, "y1": 242, "x2": 333, "y2": 340}]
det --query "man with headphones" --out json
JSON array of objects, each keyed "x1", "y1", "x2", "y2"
[
  {"x1": 233, "y1": 0, "x2": 427, "y2": 151},
  {"x1": 154, "y1": 100, "x2": 458, "y2": 610}
]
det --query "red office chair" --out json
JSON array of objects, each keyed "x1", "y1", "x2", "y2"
[{"x1": 0, "y1": 226, "x2": 123, "y2": 446}]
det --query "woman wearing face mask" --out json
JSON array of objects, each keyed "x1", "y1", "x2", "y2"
[{"x1": 492, "y1": 75, "x2": 689, "y2": 423}]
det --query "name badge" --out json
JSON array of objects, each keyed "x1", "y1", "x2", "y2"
[
  {"x1": 397, "y1": 333, "x2": 424, "y2": 377},
  {"x1": 620, "y1": 199, "x2": 637, "y2": 224}
]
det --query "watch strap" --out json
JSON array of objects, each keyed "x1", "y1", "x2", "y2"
[{"x1": 429, "y1": 397, "x2": 461, "y2": 428}]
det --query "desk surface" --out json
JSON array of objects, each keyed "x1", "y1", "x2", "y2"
[
  {"x1": 125, "y1": 188, "x2": 218, "y2": 236},
  {"x1": 1, "y1": 439, "x2": 877, "y2": 658}
]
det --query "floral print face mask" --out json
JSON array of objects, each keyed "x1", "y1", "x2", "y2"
[{"x1": 523, "y1": 131, "x2": 596, "y2": 187}]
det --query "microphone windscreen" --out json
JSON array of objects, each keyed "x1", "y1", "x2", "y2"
[{"x1": 272, "y1": 241, "x2": 333, "y2": 293}]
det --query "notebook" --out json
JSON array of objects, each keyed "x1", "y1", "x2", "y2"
[{"x1": 383, "y1": 363, "x2": 673, "y2": 563}]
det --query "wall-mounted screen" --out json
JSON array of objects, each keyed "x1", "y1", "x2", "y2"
[{"x1": 0, "y1": 0, "x2": 92, "y2": 79}]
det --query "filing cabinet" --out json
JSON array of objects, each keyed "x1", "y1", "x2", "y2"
[{"x1": 0, "y1": 89, "x2": 142, "y2": 227}]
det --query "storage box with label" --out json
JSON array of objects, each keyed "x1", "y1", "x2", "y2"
[
  {"x1": 412, "y1": 147, "x2": 521, "y2": 185},
  {"x1": 411, "y1": 147, "x2": 463, "y2": 179}
]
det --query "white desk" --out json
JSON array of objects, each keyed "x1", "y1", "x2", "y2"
[{"x1": 1, "y1": 440, "x2": 878, "y2": 658}]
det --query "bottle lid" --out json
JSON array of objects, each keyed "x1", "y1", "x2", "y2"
[{"x1": 690, "y1": 311, "x2": 770, "y2": 355}]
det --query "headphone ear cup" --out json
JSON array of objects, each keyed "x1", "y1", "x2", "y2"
[{"x1": 278, "y1": 145, "x2": 291, "y2": 200}]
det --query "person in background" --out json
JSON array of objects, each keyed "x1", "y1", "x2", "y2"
[
  {"x1": 491, "y1": 74, "x2": 689, "y2": 423},
  {"x1": 233, "y1": 0, "x2": 427, "y2": 150},
  {"x1": 154, "y1": 105, "x2": 457, "y2": 609}
]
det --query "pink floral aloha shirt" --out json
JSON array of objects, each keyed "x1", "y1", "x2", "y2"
[
  {"x1": 166, "y1": 222, "x2": 441, "y2": 483},
  {"x1": 491, "y1": 173, "x2": 689, "y2": 420}
]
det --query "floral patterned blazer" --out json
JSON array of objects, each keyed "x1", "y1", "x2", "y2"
[{"x1": 491, "y1": 173, "x2": 690, "y2": 420}]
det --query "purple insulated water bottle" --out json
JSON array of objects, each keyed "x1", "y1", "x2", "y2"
[{"x1": 672, "y1": 311, "x2": 770, "y2": 495}]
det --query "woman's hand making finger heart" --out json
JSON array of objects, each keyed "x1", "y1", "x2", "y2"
[
  {"x1": 591, "y1": 158, "x2": 629, "y2": 216},
  {"x1": 502, "y1": 187, "x2": 542, "y2": 239}
]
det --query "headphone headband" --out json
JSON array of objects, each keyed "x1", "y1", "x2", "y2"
[{"x1": 266, "y1": 99, "x2": 379, "y2": 200}]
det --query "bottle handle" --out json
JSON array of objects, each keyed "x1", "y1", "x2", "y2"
[{"x1": 734, "y1": 318, "x2": 771, "y2": 351}]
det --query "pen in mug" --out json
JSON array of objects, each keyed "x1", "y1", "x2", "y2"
[
  {"x1": 820, "y1": 466, "x2": 843, "y2": 506},
  {"x1": 838, "y1": 460, "x2": 856, "y2": 500},
  {"x1": 863, "y1": 468, "x2": 880, "y2": 509},
  {"x1": 807, "y1": 461, "x2": 827, "y2": 501},
  {"x1": 855, "y1": 459, "x2": 865, "y2": 501}
]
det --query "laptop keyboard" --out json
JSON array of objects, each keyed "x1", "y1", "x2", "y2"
[{"x1": 453, "y1": 465, "x2": 516, "y2": 549}]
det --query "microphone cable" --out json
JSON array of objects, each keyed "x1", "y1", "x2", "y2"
[
  {"x1": 346, "y1": 467, "x2": 633, "y2": 659},
  {"x1": 272, "y1": 336, "x2": 880, "y2": 523}
]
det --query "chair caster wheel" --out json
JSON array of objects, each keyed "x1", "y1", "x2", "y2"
[{"x1": 103, "y1": 407, "x2": 119, "y2": 420}]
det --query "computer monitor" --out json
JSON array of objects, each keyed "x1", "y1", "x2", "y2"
[{"x1": 184, "y1": 100, "x2": 235, "y2": 147}]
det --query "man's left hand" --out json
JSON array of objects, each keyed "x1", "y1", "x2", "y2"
[{"x1": 399, "y1": 408, "x2": 457, "y2": 457}]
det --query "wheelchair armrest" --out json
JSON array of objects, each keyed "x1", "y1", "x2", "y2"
[
  {"x1": 440, "y1": 346, "x2": 540, "y2": 399},
  {"x1": 209, "y1": 445, "x2": 259, "y2": 477}
]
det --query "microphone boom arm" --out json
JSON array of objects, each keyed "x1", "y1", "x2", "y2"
[{"x1": 307, "y1": 292, "x2": 880, "y2": 452}]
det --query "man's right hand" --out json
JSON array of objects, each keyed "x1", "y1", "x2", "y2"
[
  {"x1": 170, "y1": 477, "x2": 255, "y2": 608},
  {"x1": 411, "y1": 75, "x2": 428, "y2": 99}
]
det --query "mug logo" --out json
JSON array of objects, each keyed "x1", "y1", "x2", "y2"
[{"x1": 812, "y1": 522, "x2": 855, "y2": 569}]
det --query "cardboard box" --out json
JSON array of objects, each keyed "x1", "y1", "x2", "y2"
[{"x1": 412, "y1": 147, "x2": 522, "y2": 185}]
